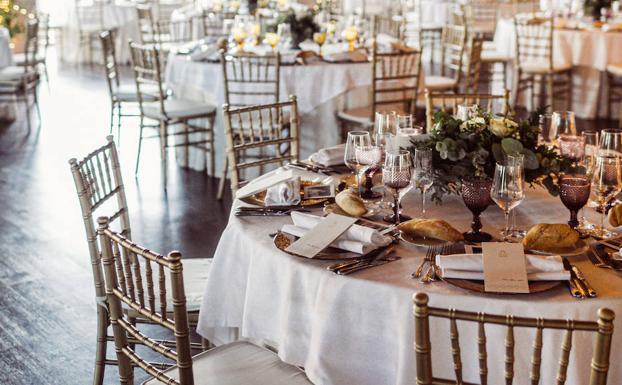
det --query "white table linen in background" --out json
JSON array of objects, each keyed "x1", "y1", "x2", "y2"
[
  {"x1": 165, "y1": 57, "x2": 372, "y2": 175},
  {"x1": 198, "y1": 185, "x2": 622, "y2": 385},
  {"x1": 61, "y1": 1, "x2": 139, "y2": 64},
  {"x1": 493, "y1": 18, "x2": 622, "y2": 118},
  {"x1": 0, "y1": 28, "x2": 15, "y2": 121}
]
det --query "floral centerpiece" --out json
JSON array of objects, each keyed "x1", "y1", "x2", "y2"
[
  {"x1": 268, "y1": 9, "x2": 320, "y2": 48},
  {"x1": 0, "y1": 0, "x2": 23, "y2": 38},
  {"x1": 412, "y1": 108, "x2": 572, "y2": 203}
]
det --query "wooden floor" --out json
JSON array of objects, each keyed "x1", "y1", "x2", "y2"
[
  {"x1": 0, "y1": 49, "x2": 618, "y2": 384},
  {"x1": 0, "y1": 51, "x2": 231, "y2": 385}
]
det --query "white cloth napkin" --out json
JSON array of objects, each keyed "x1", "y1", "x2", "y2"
[
  {"x1": 281, "y1": 225, "x2": 376, "y2": 254},
  {"x1": 289, "y1": 211, "x2": 392, "y2": 246},
  {"x1": 264, "y1": 177, "x2": 301, "y2": 206},
  {"x1": 436, "y1": 253, "x2": 570, "y2": 281},
  {"x1": 309, "y1": 144, "x2": 345, "y2": 167},
  {"x1": 190, "y1": 44, "x2": 219, "y2": 62}
]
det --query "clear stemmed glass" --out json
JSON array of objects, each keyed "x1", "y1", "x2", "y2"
[
  {"x1": 538, "y1": 113, "x2": 554, "y2": 145},
  {"x1": 577, "y1": 130, "x2": 599, "y2": 232},
  {"x1": 313, "y1": 31, "x2": 327, "y2": 57},
  {"x1": 383, "y1": 150, "x2": 413, "y2": 225},
  {"x1": 551, "y1": 111, "x2": 577, "y2": 140},
  {"x1": 558, "y1": 134, "x2": 586, "y2": 166},
  {"x1": 413, "y1": 147, "x2": 434, "y2": 218},
  {"x1": 491, "y1": 161, "x2": 525, "y2": 242},
  {"x1": 344, "y1": 131, "x2": 372, "y2": 196},
  {"x1": 373, "y1": 111, "x2": 397, "y2": 153},
  {"x1": 355, "y1": 145, "x2": 383, "y2": 199},
  {"x1": 396, "y1": 114, "x2": 413, "y2": 130},
  {"x1": 591, "y1": 154, "x2": 622, "y2": 238},
  {"x1": 559, "y1": 174, "x2": 591, "y2": 229},
  {"x1": 599, "y1": 129, "x2": 622, "y2": 156},
  {"x1": 503, "y1": 153, "x2": 526, "y2": 240},
  {"x1": 395, "y1": 126, "x2": 424, "y2": 150}
]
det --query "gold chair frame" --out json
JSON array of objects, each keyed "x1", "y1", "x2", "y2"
[
  {"x1": 424, "y1": 89, "x2": 510, "y2": 129},
  {"x1": 439, "y1": 24, "x2": 468, "y2": 92},
  {"x1": 373, "y1": 14, "x2": 405, "y2": 40},
  {"x1": 414, "y1": 292, "x2": 615, "y2": 385},
  {"x1": 606, "y1": 67, "x2": 622, "y2": 128},
  {"x1": 463, "y1": 34, "x2": 483, "y2": 94},
  {"x1": 75, "y1": 0, "x2": 107, "y2": 64}
]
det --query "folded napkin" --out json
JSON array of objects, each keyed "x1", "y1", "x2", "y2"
[
  {"x1": 309, "y1": 144, "x2": 345, "y2": 167},
  {"x1": 190, "y1": 44, "x2": 219, "y2": 62},
  {"x1": 236, "y1": 167, "x2": 337, "y2": 200},
  {"x1": 289, "y1": 211, "x2": 392, "y2": 246},
  {"x1": 436, "y1": 254, "x2": 570, "y2": 281},
  {"x1": 264, "y1": 177, "x2": 301, "y2": 206},
  {"x1": 323, "y1": 49, "x2": 368, "y2": 63},
  {"x1": 281, "y1": 225, "x2": 376, "y2": 254}
]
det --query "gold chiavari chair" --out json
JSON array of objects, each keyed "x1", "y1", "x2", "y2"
[
  {"x1": 413, "y1": 292, "x2": 615, "y2": 385},
  {"x1": 129, "y1": 42, "x2": 217, "y2": 187},
  {"x1": 0, "y1": 17, "x2": 40, "y2": 130},
  {"x1": 424, "y1": 24, "x2": 467, "y2": 93},
  {"x1": 463, "y1": 0, "x2": 499, "y2": 41},
  {"x1": 373, "y1": 14, "x2": 405, "y2": 40},
  {"x1": 424, "y1": 89, "x2": 510, "y2": 129},
  {"x1": 402, "y1": 0, "x2": 443, "y2": 64},
  {"x1": 606, "y1": 64, "x2": 622, "y2": 128},
  {"x1": 514, "y1": 15, "x2": 572, "y2": 112},
  {"x1": 69, "y1": 136, "x2": 213, "y2": 385},
  {"x1": 222, "y1": 96, "x2": 300, "y2": 197},
  {"x1": 75, "y1": 0, "x2": 108, "y2": 63},
  {"x1": 463, "y1": 34, "x2": 483, "y2": 94},
  {"x1": 136, "y1": 4, "x2": 157, "y2": 44},
  {"x1": 337, "y1": 45, "x2": 422, "y2": 136},
  {"x1": 513, "y1": 0, "x2": 540, "y2": 14},
  {"x1": 98, "y1": 215, "x2": 314, "y2": 385},
  {"x1": 195, "y1": 9, "x2": 228, "y2": 41},
  {"x1": 13, "y1": 12, "x2": 50, "y2": 83}
]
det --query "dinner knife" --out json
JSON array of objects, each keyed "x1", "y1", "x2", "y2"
[
  {"x1": 337, "y1": 257, "x2": 401, "y2": 275},
  {"x1": 569, "y1": 263, "x2": 597, "y2": 297},
  {"x1": 332, "y1": 246, "x2": 395, "y2": 274},
  {"x1": 326, "y1": 246, "x2": 389, "y2": 272},
  {"x1": 562, "y1": 258, "x2": 587, "y2": 298},
  {"x1": 586, "y1": 248, "x2": 608, "y2": 268},
  {"x1": 593, "y1": 243, "x2": 622, "y2": 270}
]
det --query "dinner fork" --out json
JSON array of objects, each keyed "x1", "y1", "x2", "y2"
[{"x1": 412, "y1": 245, "x2": 436, "y2": 278}]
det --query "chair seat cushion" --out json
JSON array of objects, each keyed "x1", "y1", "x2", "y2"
[
  {"x1": 143, "y1": 99, "x2": 216, "y2": 120},
  {"x1": 607, "y1": 64, "x2": 622, "y2": 77},
  {"x1": 337, "y1": 106, "x2": 373, "y2": 126},
  {"x1": 143, "y1": 341, "x2": 313, "y2": 385},
  {"x1": 425, "y1": 75, "x2": 457, "y2": 91},
  {"x1": 520, "y1": 63, "x2": 572, "y2": 74},
  {"x1": 177, "y1": 258, "x2": 211, "y2": 312},
  {"x1": 481, "y1": 50, "x2": 512, "y2": 63},
  {"x1": 12, "y1": 53, "x2": 46, "y2": 66},
  {"x1": 0, "y1": 66, "x2": 36, "y2": 81},
  {"x1": 114, "y1": 84, "x2": 159, "y2": 102}
]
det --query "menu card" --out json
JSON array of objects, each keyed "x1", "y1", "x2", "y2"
[
  {"x1": 235, "y1": 169, "x2": 295, "y2": 199},
  {"x1": 482, "y1": 242, "x2": 529, "y2": 293},
  {"x1": 286, "y1": 214, "x2": 357, "y2": 258}
]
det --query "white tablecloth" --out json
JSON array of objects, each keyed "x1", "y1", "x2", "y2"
[
  {"x1": 165, "y1": 56, "x2": 373, "y2": 176},
  {"x1": 198, "y1": 184, "x2": 622, "y2": 385},
  {"x1": 0, "y1": 27, "x2": 15, "y2": 121},
  {"x1": 61, "y1": 1, "x2": 139, "y2": 64},
  {"x1": 493, "y1": 18, "x2": 622, "y2": 118}
]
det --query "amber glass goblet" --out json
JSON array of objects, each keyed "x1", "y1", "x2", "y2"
[{"x1": 461, "y1": 176, "x2": 493, "y2": 243}]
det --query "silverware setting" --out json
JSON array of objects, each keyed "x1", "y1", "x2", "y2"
[
  {"x1": 234, "y1": 206, "x2": 311, "y2": 217},
  {"x1": 591, "y1": 243, "x2": 622, "y2": 270},
  {"x1": 562, "y1": 257, "x2": 596, "y2": 298},
  {"x1": 328, "y1": 246, "x2": 399, "y2": 275},
  {"x1": 287, "y1": 161, "x2": 335, "y2": 175}
]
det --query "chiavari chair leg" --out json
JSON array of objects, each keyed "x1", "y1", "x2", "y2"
[
  {"x1": 567, "y1": 71, "x2": 573, "y2": 110},
  {"x1": 209, "y1": 115, "x2": 216, "y2": 177},
  {"x1": 92, "y1": 306, "x2": 109, "y2": 385},
  {"x1": 183, "y1": 122, "x2": 189, "y2": 167},
  {"x1": 546, "y1": 75, "x2": 554, "y2": 112},
  {"x1": 33, "y1": 85, "x2": 41, "y2": 122},
  {"x1": 116, "y1": 103, "x2": 122, "y2": 145},
  {"x1": 109, "y1": 101, "x2": 115, "y2": 134},
  {"x1": 607, "y1": 72, "x2": 613, "y2": 120},
  {"x1": 217, "y1": 155, "x2": 228, "y2": 200},
  {"x1": 160, "y1": 121, "x2": 169, "y2": 188},
  {"x1": 135, "y1": 117, "x2": 145, "y2": 175}
]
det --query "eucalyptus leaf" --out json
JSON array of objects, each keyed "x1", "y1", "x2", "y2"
[
  {"x1": 492, "y1": 143, "x2": 503, "y2": 162},
  {"x1": 501, "y1": 138, "x2": 523, "y2": 155},
  {"x1": 522, "y1": 149, "x2": 539, "y2": 170}
]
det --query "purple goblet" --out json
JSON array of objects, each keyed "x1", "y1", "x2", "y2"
[
  {"x1": 461, "y1": 176, "x2": 494, "y2": 242},
  {"x1": 559, "y1": 174, "x2": 591, "y2": 229}
]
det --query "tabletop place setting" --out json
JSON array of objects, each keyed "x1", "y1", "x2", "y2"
[{"x1": 8, "y1": 0, "x2": 622, "y2": 384}]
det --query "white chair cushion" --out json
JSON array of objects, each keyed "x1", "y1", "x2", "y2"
[
  {"x1": 143, "y1": 99, "x2": 216, "y2": 120},
  {"x1": 176, "y1": 258, "x2": 211, "y2": 312},
  {"x1": 607, "y1": 64, "x2": 622, "y2": 77},
  {"x1": 143, "y1": 341, "x2": 313, "y2": 385},
  {"x1": 520, "y1": 63, "x2": 572, "y2": 74},
  {"x1": 0, "y1": 66, "x2": 35, "y2": 81},
  {"x1": 114, "y1": 84, "x2": 159, "y2": 102},
  {"x1": 480, "y1": 50, "x2": 512, "y2": 63},
  {"x1": 482, "y1": 41, "x2": 497, "y2": 51},
  {"x1": 337, "y1": 106, "x2": 373, "y2": 126},
  {"x1": 12, "y1": 52, "x2": 45, "y2": 66},
  {"x1": 425, "y1": 75, "x2": 457, "y2": 91}
]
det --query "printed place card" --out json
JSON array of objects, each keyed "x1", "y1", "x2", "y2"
[
  {"x1": 482, "y1": 242, "x2": 529, "y2": 293},
  {"x1": 235, "y1": 169, "x2": 295, "y2": 199},
  {"x1": 286, "y1": 214, "x2": 357, "y2": 258}
]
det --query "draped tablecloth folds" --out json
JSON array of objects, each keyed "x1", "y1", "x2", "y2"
[{"x1": 198, "y1": 180, "x2": 622, "y2": 385}]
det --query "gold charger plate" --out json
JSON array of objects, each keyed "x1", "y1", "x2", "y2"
[
  {"x1": 527, "y1": 238, "x2": 589, "y2": 257},
  {"x1": 240, "y1": 180, "x2": 329, "y2": 208},
  {"x1": 444, "y1": 278, "x2": 562, "y2": 294},
  {"x1": 273, "y1": 231, "x2": 361, "y2": 260},
  {"x1": 399, "y1": 233, "x2": 449, "y2": 247}
]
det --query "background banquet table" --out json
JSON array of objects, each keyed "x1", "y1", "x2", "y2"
[
  {"x1": 198, "y1": 180, "x2": 622, "y2": 385},
  {"x1": 61, "y1": 0, "x2": 139, "y2": 64},
  {"x1": 493, "y1": 18, "x2": 622, "y2": 119},
  {"x1": 165, "y1": 56, "x2": 374, "y2": 175},
  {"x1": 0, "y1": 27, "x2": 16, "y2": 121}
]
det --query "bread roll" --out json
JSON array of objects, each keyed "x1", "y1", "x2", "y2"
[
  {"x1": 522, "y1": 224, "x2": 579, "y2": 251},
  {"x1": 609, "y1": 204, "x2": 622, "y2": 227},
  {"x1": 335, "y1": 190, "x2": 367, "y2": 217},
  {"x1": 398, "y1": 219, "x2": 463, "y2": 242}
]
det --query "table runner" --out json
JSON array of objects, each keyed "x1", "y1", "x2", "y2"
[{"x1": 198, "y1": 183, "x2": 622, "y2": 385}]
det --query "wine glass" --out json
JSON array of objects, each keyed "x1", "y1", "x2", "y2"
[
  {"x1": 551, "y1": 111, "x2": 577, "y2": 140},
  {"x1": 395, "y1": 126, "x2": 424, "y2": 150},
  {"x1": 503, "y1": 153, "x2": 526, "y2": 240},
  {"x1": 413, "y1": 147, "x2": 434, "y2": 218},
  {"x1": 591, "y1": 154, "x2": 622, "y2": 238},
  {"x1": 344, "y1": 25, "x2": 358, "y2": 52},
  {"x1": 383, "y1": 150, "x2": 413, "y2": 225},
  {"x1": 373, "y1": 111, "x2": 397, "y2": 153},
  {"x1": 277, "y1": 23, "x2": 291, "y2": 49},
  {"x1": 558, "y1": 134, "x2": 586, "y2": 166},
  {"x1": 538, "y1": 113, "x2": 554, "y2": 145},
  {"x1": 396, "y1": 114, "x2": 413, "y2": 130},
  {"x1": 355, "y1": 145, "x2": 383, "y2": 199},
  {"x1": 559, "y1": 174, "x2": 591, "y2": 229},
  {"x1": 599, "y1": 129, "x2": 622, "y2": 156},
  {"x1": 248, "y1": 20, "x2": 261, "y2": 46},
  {"x1": 491, "y1": 161, "x2": 525, "y2": 242},
  {"x1": 264, "y1": 32, "x2": 280, "y2": 51},
  {"x1": 461, "y1": 176, "x2": 494, "y2": 243},
  {"x1": 577, "y1": 130, "x2": 599, "y2": 232},
  {"x1": 344, "y1": 131, "x2": 372, "y2": 196},
  {"x1": 313, "y1": 31, "x2": 327, "y2": 57}
]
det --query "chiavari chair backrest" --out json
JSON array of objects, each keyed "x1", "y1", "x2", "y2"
[
  {"x1": 373, "y1": 14, "x2": 404, "y2": 40},
  {"x1": 196, "y1": 10, "x2": 228, "y2": 41},
  {"x1": 100, "y1": 30, "x2": 120, "y2": 99},
  {"x1": 513, "y1": 0, "x2": 540, "y2": 14},
  {"x1": 413, "y1": 292, "x2": 615, "y2": 385},
  {"x1": 69, "y1": 136, "x2": 131, "y2": 303},
  {"x1": 129, "y1": 41, "x2": 168, "y2": 119},
  {"x1": 75, "y1": 0, "x2": 106, "y2": 31},
  {"x1": 424, "y1": 89, "x2": 510, "y2": 129},
  {"x1": 371, "y1": 45, "x2": 422, "y2": 119},
  {"x1": 155, "y1": 18, "x2": 194, "y2": 45},
  {"x1": 462, "y1": 34, "x2": 483, "y2": 94},
  {"x1": 136, "y1": 4, "x2": 157, "y2": 44},
  {"x1": 223, "y1": 96, "x2": 300, "y2": 195},
  {"x1": 220, "y1": 50, "x2": 281, "y2": 108},
  {"x1": 463, "y1": 0, "x2": 499, "y2": 37},
  {"x1": 514, "y1": 14, "x2": 554, "y2": 71},
  {"x1": 440, "y1": 24, "x2": 467, "y2": 83},
  {"x1": 36, "y1": 12, "x2": 50, "y2": 59},
  {"x1": 98, "y1": 217, "x2": 193, "y2": 385},
  {"x1": 21, "y1": 17, "x2": 39, "y2": 73}
]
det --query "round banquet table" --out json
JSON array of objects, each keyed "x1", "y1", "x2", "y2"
[
  {"x1": 0, "y1": 27, "x2": 16, "y2": 122},
  {"x1": 165, "y1": 55, "x2": 374, "y2": 176},
  {"x1": 493, "y1": 18, "x2": 622, "y2": 119},
  {"x1": 61, "y1": 1, "x2": 139, "y2": 64},
  {"x1": 198, "y1": 180, "x2": 622, "y2": 385}
]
